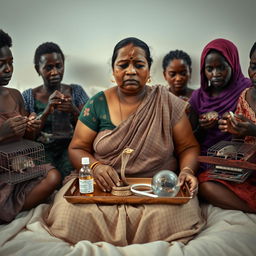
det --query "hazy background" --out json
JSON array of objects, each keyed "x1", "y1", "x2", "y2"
[{"x1": 1, "y1": 0, "x2": 255, "y2": 96}]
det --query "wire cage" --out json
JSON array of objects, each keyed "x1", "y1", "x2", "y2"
[
  {"x1": 205, "y1": 140, "x2": 256, "y2": 183},
  {"x1": 0, "y1": 139, "x2": 47, "y2": 184},
  {"x1": 207, "y1": 140, "x2": 256, "y2": 161}
]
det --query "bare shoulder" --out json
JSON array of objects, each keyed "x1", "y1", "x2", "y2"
[
  {"x1": 62, "y1": 83, "x2": 71, "y2": 89},
  {"x1": 8, "y1": 87, "x2": 22, "y2": 99},
  {"x1": 32, "y1": 85, "x2": 43, "y2": 93},
  {"x1": 7, "y1": 88, "x2": 26, "y2": 114},
  {"x1": 104, "y1": 86, "x2": 116, "y2": 97}
]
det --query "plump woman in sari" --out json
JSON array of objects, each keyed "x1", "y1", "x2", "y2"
[{"x1": 45, "y1": 37, "x2": 205, "y2": 246}]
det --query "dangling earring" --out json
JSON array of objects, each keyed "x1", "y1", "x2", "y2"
[
  {"x1": 147, "y1": 76, "x2": 152, "y2": 84},
  {"x1": 208, "y1": 80, "x2": 211, "y2": 87},
  {"x1": 111, "y1": 77, "x2": 116, "y2": 83}
]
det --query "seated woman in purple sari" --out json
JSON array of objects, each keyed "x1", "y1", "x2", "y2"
[
  {"x1": 189, "y1": 38, "x2": 251, "y2": 156},
  {"x1": 189, "y1": 38, "x2": 253, "y2": 212}
]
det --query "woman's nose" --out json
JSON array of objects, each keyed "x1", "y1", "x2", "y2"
[
  {"x1": 126, "y1": 64, "x2": 136, "y2": 74},
  {"x1": 50, "y1": 67, "x2": 58, "y2": 75},
  {"x1": 212, "y1": 68, "x2": 221, "y2": 77},
  {"x1": 4, "y1": 63, "x2": 12, "y2": 73},
  {"x1": 175, "y1": 74, "x2": 183, "y2": 81}
]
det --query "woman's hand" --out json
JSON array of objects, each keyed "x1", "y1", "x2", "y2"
[
  {"x1": 178, "y1": 170, "x2": 198, "y2": 197},
  {"x1": 56, "y1": 96, "x2": 77, "y2": 113},
  {"x1": 93, "y1": 164, "x2": 121, "y2": 192},
  {"x1": 26, "y1": 112, "x2": 42, "y2": 132},
  {"x1": 218, "y1": 113, "x2": 237, "y2": 134},
  {"x1": 0, "y1": 115, "x2": 27, "y2": 139},
  {"x1": 44, "y1": 90, "x2": 64, "y2": 115},
  {"x1": 199, "y1": 114, "x2": 218, "y2": 129},
  {"x1": 219, "y1": 114, "x2": 256, "y2": 137}
]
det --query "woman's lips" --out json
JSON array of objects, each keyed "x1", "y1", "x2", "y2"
[
  {"x1": 50, "y1": 77, "x2": 61, "y2": 83},
  {"x1": 173, "y1": 84, "x2": 184, "y2": 88},
  {"x1": 2, "y1": 76, "x2": 11, "y2": 81},
  {"x1": 123, "y1": 79, "x2": 138, "y2": 85},
  {"x1": 211, "y1": 79, "x2": 224, "y2": 85}
]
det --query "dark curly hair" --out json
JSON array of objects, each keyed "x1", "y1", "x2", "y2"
[
  {"x1": 249, "y1": 42, "x2": 256, "y2": 58},
  {"x1": 34, "y1": 42, "x2": 64, "y2": 72},
  {"x1": 162, "y1": 50, "x2": 192, "y2": 72},
  {"x1": 111, "y1": 37, "x2": 153, "y2": 69},
  {"x1": 0, "y1": 29, "x2": 12, "y2": 48}
]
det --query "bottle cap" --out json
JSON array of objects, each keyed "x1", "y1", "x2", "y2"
[{"x1": 81, "y1": 157, "x2": 90, "y2": 165}]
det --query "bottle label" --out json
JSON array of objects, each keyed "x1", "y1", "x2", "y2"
[{"x1": 79, "y1": 178, "x2": 94, "y2": 194}]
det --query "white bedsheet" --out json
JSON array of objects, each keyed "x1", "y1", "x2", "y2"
[{"x1": 0, "y1": 203, "x2": 255, "y2": 256}]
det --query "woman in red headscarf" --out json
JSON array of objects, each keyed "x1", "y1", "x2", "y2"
[{"x1": 189, "y1": 38, "x2": 254, "y2": 213}]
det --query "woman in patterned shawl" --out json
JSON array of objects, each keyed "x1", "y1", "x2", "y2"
[
  {"x1": 22, "y1": 42, "x2": 89, "y2": 179},
  {"x1": 45, "y1": 37, "x2": 205, "y2": 246}
]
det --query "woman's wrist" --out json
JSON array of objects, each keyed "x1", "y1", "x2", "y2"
[
  {"x1": 41, "y1": 109, "x2": 50, "y2": 119},
  {"x1": 90, "y1": 161, "x2": 102, "y2": 171},
  {"x1": 181, "y1": 166, "x2": 195, "y2": 175}
]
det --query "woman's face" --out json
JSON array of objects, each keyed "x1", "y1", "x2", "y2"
[
  {"x1": 204, "y1": 51, "x2": 232, "y2": 89},
  {"x1": 0, "y1": 46, "x2": 13, "y2": 86},
  {"x1": 37, "y1": 52, "x2": 64, "y2": 88},
  {"x1": 163, "y1": 58, "x2": 191, "y2": 95},
  {"x1": 248, "y1": 50, "x2": 256, "y2": 87},
  {"x1": 113, "y1": 44, "x2": 150, "y2": 95}
]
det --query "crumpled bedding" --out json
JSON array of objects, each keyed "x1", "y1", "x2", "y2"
[{"x1": 0, "y1": 203, "x2": 255, "y2": 256}]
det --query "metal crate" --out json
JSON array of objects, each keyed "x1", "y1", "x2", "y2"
[
  {"x1": 0, "y1": 139, "x2": 47, "y2": 184},
  {"x1": 206, "y1": 141, "x2": 256, "y2": 182},
  {"x1": 207, "y1": 140, "x2": 256, "y2": 161}
]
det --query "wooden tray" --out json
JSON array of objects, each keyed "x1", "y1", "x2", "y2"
[{"x1": 63, "y1": 178, "x2": 192, "y2": 205}]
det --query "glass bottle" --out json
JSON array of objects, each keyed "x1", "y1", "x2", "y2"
[{"x1": 79, "y1": 157, "x2": 94, "y2": 196}]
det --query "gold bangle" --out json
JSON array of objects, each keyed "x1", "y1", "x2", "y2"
[
  {"x1": 90, "y1": 161, "x2": 101, "y2": 170},
  {"x1": 181, "y1": 166, "x2": 195, "y2": 175}
]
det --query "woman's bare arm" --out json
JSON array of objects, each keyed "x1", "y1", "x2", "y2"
[
  {"x1": 68, "y1": 120, "x2": 98, "y2": 170},
  {"x1": 173, "y1": 114, "x2": 200, "y2": 195}
]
